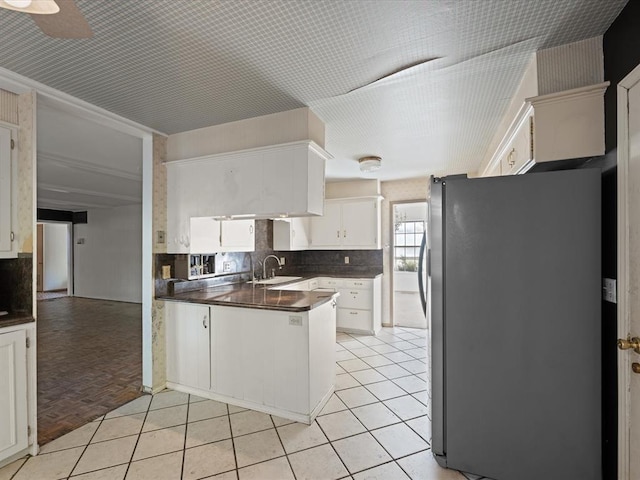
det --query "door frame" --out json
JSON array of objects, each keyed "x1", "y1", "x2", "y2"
[
  {"x1": 616, "y1": 62, "x2": 640, "y2": 480},
  {"x1": 389, "y1": 199, "x2": 427, "y2": 328}
]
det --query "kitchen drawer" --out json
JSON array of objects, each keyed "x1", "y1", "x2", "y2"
[
  {"x1": 308, "y1": 279, "x2": 319, "y2": 290},
  {"x1": 337, "y1": 308, "x2": 372, "y2": 332},
  {"x1": 337, "y1": 287, "x2": 372, "y2": 310},
  {"x1": 343, "y1": 279, "x2": 372, "y2": 289},
  {"x1": 318, "y1": 278, "x2": 342, "y2": 289}
]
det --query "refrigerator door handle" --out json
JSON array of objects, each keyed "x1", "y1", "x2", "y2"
[{"x1": 418, "y1": 231, "x2": 427, "y2": 317}]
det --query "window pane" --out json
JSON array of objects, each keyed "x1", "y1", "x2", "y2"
[
  {"x1": 416, "y1": 222, "x2": 425, "y2": 233},
  {"x1": 395, "y1": 234, "x2": 405, "y2": 246},
  {"x1": 406, "y1": 222, "x2": 415, "y2": 234}
]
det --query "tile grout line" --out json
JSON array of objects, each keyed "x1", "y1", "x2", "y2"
[
  {"x1": 179, "y1": 395, "x2": 192, "y2": 480},
  {"x1": 270, "y1": 412, "x2": 298, "y2": 480},
  {"x1": 120, "y1": 395, "x2": 154, "y2": 480}
]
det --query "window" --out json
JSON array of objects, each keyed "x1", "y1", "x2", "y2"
[{"x1": 394, "y1": 219, "x2": 424, "y2": 272}]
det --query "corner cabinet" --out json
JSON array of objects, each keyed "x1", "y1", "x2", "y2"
[
  {"x1": 0, "y1": 126, "x2": 17, "y2": 259},
  {"x1": 309, "y1": 197, "x2": 382, "y2": 250},
  {"x1": 480, "y1": 82, "x2": 609, "y2": 177},
  {"x1": 273, "y1": 217, "x2": 311, "y2": 251},
  {"x1": 0, "y1": 328, "x2": 28, "y2": 464}
]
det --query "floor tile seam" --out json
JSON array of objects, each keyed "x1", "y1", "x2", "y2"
[
  {"x1": 65, "y1": 401, "x2": 114, "y2": 479},
  {"x1": 66, "y1": 460, "x2": 130, "y2": 479},
  {"x1": 179, "y1": 395, "x2": 194, "y2": 480},
  {"x1": 312, "y1": 417, "x2": 352, "y2": 478},
  {"x1": 227, "y1": 410, "x2": 239, "y2": 475},
  {"x1": 187, "y1": 411, "x2": 229, "y2": 424},
  {"x1": 141, "y1": 421, "x2": 188, "y2": 434},
  {"x1": 230, "y1": 423, "x2": 276, "y2": 439},
  {"x1": 121, "y1": 391, "x2": 155, "y2": 480},
  {"x1": 268, "y1": 417, "x2": 298, "y2": 479},
  {"x1": 6, "y1": 457, "x2": 27, "y2": 480},
  {"x1": 148, "y1": 401, "x2": 189, "y2": 412}
]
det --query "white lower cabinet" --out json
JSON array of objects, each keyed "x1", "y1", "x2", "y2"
[
  {"x1": 165, "y1": 302, "x2": 211, "y2": 391},
  {"x1": 0, "y1": 328, "x2": 28, "y2": 464},
  {"x1": 165, "y1": 299, "x2": 336, "y2": 424},
  {"x1": 326, "y1": 276, "x2": 382, "y2": 335}
]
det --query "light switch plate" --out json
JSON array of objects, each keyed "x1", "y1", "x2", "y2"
[
  {"x1": 344, "y1": 256, "x2": 349, "y2": 264},
  {"x1": 157, "y1": 230, "x2": 166, "y2": 244},
  {"x1": 289, "y1": 315, "x2": 302, "y2": 326},
  {"x1": 603, "y1": 278, "x2": 617, "y2": 303}
]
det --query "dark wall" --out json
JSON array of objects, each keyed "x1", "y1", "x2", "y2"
[{"x1": 601, "y1": 2, "x2": 640, "y2": 478}]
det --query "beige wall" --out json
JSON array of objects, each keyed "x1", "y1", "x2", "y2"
[
  {"x1": 152, "y1": 133, "x2": 167, "y2": 391},
  {"x1": 380, "y1": 178, "x2": 429, "y2": 326},
  {"x1": 17, "y1": 91, "x2": 35, "y2": 255}
]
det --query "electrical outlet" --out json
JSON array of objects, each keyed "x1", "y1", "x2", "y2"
[
  {"x1": 161, "y1": 265, "x2": 171, "y2": 279},
  {"x1": 223, "y1": 261, "x2": 232, "y2": 272},
  {"x1": 289, "y1": 315, "x2": 302, "y2": 326},
  {"x1": 156, "y1": 230, "x2": 166, "y2": 244},
  {"x1": 603, "y1": 278, "x2": 617, "y2": 303},
  {"x1": 344, "y1": 256, "x2": 349, "y2": 264},
  {"x1": 280, "y1": 257, "x2": 286, "y2": 265}
]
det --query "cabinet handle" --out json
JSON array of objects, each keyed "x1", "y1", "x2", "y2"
[
  {"x1": 203, "y1": 316, "x2": 208, "y2": 329},
  {"x1": 337, "y1": 230, "x2": 340, "y2": 238},
  {"x1": 507, "y1": 148, "x2": 516, "y2": 167},
  {"x1": 350, "y1": 291, "x2": 358, "y2": 295},
  {"x1": 249, "y1": 225, "x2": 253, "y2": 234},
  {"x1": 343, "y1": 230, "x2": 347, "y2": 238},
  {"x1": 10, "y1": 231, "x2": 14, "y2": 241},
  {"x1": 349, "y1": 311, "x2": 358, "y2": 315}
]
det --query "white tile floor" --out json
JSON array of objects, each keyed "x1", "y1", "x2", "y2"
[{"x1": 0, "y1": 327, "x2": 490, "y2": 480}]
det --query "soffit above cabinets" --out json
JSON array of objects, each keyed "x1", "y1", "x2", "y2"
[{"x1": 1, "y1": 0, "x2": 628, "y2": 181}]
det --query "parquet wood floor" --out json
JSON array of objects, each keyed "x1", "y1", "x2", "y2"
[{"x1": 36, "y1": 296, "x2": 142, "y2": 445}]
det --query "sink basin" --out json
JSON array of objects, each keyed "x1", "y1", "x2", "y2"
[{"x1": 251, "y1": 276, "x2": 302, "y2": 285}]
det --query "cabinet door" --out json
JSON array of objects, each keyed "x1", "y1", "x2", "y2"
[
  {"x1": 165, "y1": 302, "x2": 211, "y2": 391},
  {"x1": 0, "y1": 329, "x2": 28, "y2": 462},
  {"x1": 309, "y1": 202, "x2": 342, "y2": 248},
  {"x1": 220, "y1": 220, "x2": 255, "y2": 251},
  {"x1": 502, "y1": 115, "x2": 533, "y2": 176},
  {"x1": 190, "y1": 217, "x2": 221, "y2": 254},
  {"x1": 0, "y1": 127, "x2": 15, "y2": 257},
  {"x1": 341, "y1": 199, "x2": 379, "y2": 248}
]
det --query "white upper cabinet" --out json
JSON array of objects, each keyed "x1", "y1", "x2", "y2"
[
  {"x1": 308, "y1": 202, "x2": 342, "y2": 249},
  {"x1": 481, "y1": 82, "x2": 609, "y2": 177},
  {"x1": 273, "y1": 217, "x2": 310, "y2": 251},
  {"x1": 189, "y1": 217, "x2": 254, "y2": 254},
  {"x1": 0, "y1": 127, "x2": 17, "y2": 259},
  {"x1": 167, "y1": 141, "x2": 330, "y2": 221},
  {"x1": 220, "y1": 220, "x2": 254, "y2": 251},
  {"x1": 310, "y1": 198, "x2": 381, "y2": 250}
]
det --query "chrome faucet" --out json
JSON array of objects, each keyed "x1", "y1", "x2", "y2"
[{"x1": 262, "y1": 255, "x2": 282, "y2": 279}]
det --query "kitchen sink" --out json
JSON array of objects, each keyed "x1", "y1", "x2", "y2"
[{"x1": 251, "y1": 276, "x2": 302, "y2": 285}]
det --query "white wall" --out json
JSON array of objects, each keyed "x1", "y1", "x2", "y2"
[
  {"x1": 74, "y1": 204, "x2": 142, "y2": 303},
  {"x1": 43, "y1": 223, "x2": 68, "y2": 291}
]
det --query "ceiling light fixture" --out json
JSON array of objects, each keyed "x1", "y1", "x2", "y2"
[
  {"x1": 0, "y1": 0, "x2": 59, "y2": 14},
  {"x1": 359, "y1": 156, "x2": 382, "y2": 173}
]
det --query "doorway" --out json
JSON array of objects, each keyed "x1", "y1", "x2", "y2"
[
  {"x1": 392, "y1": 201, "x2": 428, "y2": 329},
  {"x1": 36, "y1": 222, "x2": 71, "y2": 300}
]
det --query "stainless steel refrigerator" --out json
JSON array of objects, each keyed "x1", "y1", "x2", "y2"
[{"x1": 429, "y1": 169, "x2": 601, "y2": 480}]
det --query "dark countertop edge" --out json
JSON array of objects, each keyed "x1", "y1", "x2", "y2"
[
  {"x1": 0, "y1": 315, "x2": 35, "y2": 328},
  {"x1": 158, "y1": 292, "x2": 338, "y2": 312}
]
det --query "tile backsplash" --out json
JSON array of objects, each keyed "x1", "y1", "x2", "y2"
[
  {"x1": 154, "y1": 220, "x2": 383, "y2": 295},
  {"x1": 0, "y1": 255, "x2": 33, "y2": 315}
]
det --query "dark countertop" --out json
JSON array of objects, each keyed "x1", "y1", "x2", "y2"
[
  {"x1": 0, "y1": 312, "x2": 35, "y2": 328},
  {"x1": 160, "y1": 282, "x2": 339, "y2": 312}
]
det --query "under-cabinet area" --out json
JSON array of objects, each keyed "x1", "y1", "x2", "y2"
[{"x1": 165, "y1": 293, "x2": 337, "y2": 424}]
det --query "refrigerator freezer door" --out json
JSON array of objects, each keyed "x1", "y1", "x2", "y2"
[{"x1": 443, "y1": 169, "x2": 601, "y2": 480}]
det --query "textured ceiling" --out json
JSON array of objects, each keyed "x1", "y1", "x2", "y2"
[{"x1": 0, "y1": 0, "x2": 629, "y2": 186}]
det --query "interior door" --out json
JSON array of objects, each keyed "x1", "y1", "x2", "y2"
[{"x1": 618, "y1": 64, "x2": 640, "y2": 480}]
